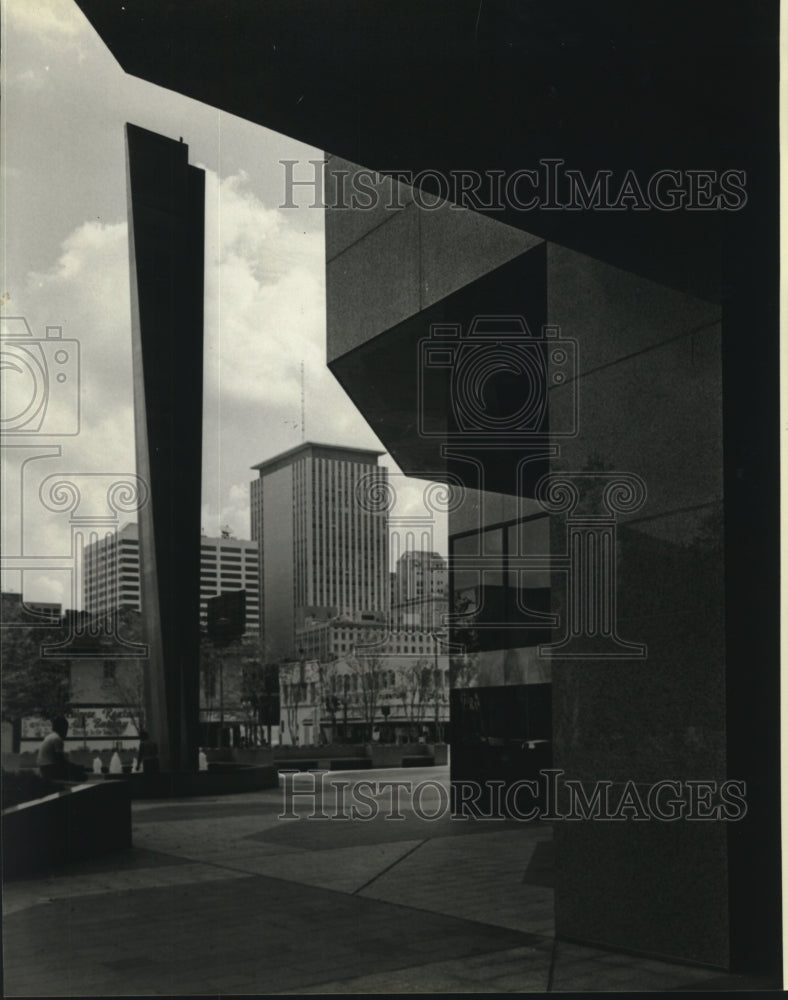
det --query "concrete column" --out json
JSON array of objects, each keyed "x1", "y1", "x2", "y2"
[{"x1": 125, "y1": 124, "x2": 204, "y2": 773}]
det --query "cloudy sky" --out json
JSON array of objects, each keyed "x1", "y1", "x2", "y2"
[{"x1": 1, "y1": 0, "x2": 446, "y2": 609}]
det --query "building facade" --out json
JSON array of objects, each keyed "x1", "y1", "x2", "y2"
[
  {"x1": 279, "y1": 649, "x2": 450, "y2": 747},
  {"x1": 295, "y1": 611, "x2": 446, "y2": 663},
  {"x1": 251, "y1": 442, "x2": 389, "y2": 660},
  {"x1": 82, "y1": 523, "x2": 260, "y2": 634}
]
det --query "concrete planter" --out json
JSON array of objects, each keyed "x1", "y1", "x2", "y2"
[
  {"x1": 129, "y1": 765, "x2": 279, "y2": 799},
  {"x1": 367, "y1": 742, "x2": 449, "y2": 768},
  {"x1": 233, "y1": 747, "x2": 275, "y2": 766},
  {"x1": 274, "y1": 743, "x2": 367, "y2": 759},
  {"x1": 2, "y1": 779, "x2": 131, "y2": 879}
]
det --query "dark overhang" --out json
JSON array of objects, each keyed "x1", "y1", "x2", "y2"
[{"x1": 74, "y1": 0, "x2": 778, "y2": 302}]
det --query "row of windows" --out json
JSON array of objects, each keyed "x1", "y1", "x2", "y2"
[
  {"x1": 200, "y1": 554, "x2": 256, "y2": 563},
  {"x1": 200, "y1": 545, "x2": 254, "y2": 554}
]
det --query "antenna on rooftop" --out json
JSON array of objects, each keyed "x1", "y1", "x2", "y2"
[{"x1": 300, "y1": 361, "x2": 306, "y2": 442}]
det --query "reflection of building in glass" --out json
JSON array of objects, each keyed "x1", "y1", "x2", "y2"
[
  {"x1": 450, "y1": 504, "x2": 552, "y2": 686},
  {"x1": 82, "y1": 522, "x2": 260, "y2": 633},
  {"x1": 250, "y1": 443, "x2": 389, "y2": 660},
  {"x1": 391, "y1": 550, "x2": 448, "y2": 629}
]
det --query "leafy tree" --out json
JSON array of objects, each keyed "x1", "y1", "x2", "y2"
[
  {"x1": 110, "y1": 660, "x2": 146, "y2": 736},
  {"x1": 1, "y1": 600, "x2": 71, "y2": 750},
  {"x1": 395, "y1": 658, "x2": 433, "y2": 741},
  {"x1": 281, "y1": 660, "x2": 306, "y2": 745},
  {"x1": 240, "y1": 658, "x2": 278, "y2": 745},
  {"x1": 347, "y1": 651, "x2": 386, "y2": 742},
  {"x1": 198, "y1": 632, "x2": 250, "y2": 746}
]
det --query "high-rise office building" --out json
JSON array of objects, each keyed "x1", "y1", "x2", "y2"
[
  {"x1": 198, "y1": 533, "x2": 259, "y2": 634},
  {"x1": 250, "y1": 442, "x2": 389, "y2": 660},
  {"x1": 83, "y1": 522, "x2": 142, "y2": 616},
  {"x1": 82, "y1": 523, "x2": 260, "y2": 633}
]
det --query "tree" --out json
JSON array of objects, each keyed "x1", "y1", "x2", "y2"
[
  {"x1": 199, "y1": 634, "x2": 221, "y2": 744},
  {"x1": 280, "y1": 659, "x2": 309, "y2": 746},
  {"x1": 110, "y1": 660, "x2": 146, "y2": 736},
  {"x1": 1, "y1": 600, "x2": 71, "y2": 751},
  {"x1": 240, "y1": 658, "x2": 278, "y2": 746},
  {"x1": 395, "y1": 658, "x2": 433, "y2": 742},
  {"x1": 347, "y1": 652, "x2": 386, "y2": 741},
  {"x1": 199, "y1": 632, "x2": 253, "y2": 746},
  {"x1": 107, "y1": 608, "x2": 147, "y2": 736},
  {"x1": 316, "y1": 660, "x2": 340, "y2": 744},
  {"x1": 320, "y1": 662, "x2": 353, "y2": 743}
]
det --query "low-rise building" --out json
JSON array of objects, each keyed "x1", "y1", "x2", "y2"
[{"x1": 279, "y1": 631, "x2": 450, "y2": 747}]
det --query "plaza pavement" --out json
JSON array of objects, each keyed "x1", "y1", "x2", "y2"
[{"x1": 1, "y1": 766, "x2": 770, "y2": 996}]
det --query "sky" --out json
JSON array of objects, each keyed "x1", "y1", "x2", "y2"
[{"x1": 0, "y1": 0, "x2": 447, "y2": 610}]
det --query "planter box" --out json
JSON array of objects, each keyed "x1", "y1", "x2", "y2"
[
  {"x1": 129, "y1": 765, "x2": 279, "y2": 799},
  {"x1": 274, "y1": 743, "x2": 367, "y2": 760},
  {"x1": 402, "y1": 754, "x2": 437, "y2": 767},
  {"x1": 368, "y1": 742, "x2": 448, "y2": 768},
  {"x1": 328, "y1": 758, "x2": 373, "y2": 770},
  {"x1": 233, "y1": 747, "x2": 275, "y2": 766},
  {"x1": 274, "y1": 759, "x2": 319, "y2": 772},
  {"x1": 2, "y1": 779, "x2": 131, "y2": 879},
  {"x1": 432, "y1": 743, "x2": 449, "y2": 766}
]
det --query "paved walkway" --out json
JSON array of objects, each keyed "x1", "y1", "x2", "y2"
[{"x1": 1, "y1": 767, "x2": 766, "y2": 995}]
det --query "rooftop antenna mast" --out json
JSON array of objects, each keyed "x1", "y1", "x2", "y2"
[{"x1": 300, "y1": 361, "x2": 306, "y2": 442}]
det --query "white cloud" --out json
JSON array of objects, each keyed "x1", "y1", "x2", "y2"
[
  {"x1": 2, "y1": 161, "x2": 445, "y2": 607},
  {"x1": 7, "y1": 0, "x2": 82, "y2": 40}
]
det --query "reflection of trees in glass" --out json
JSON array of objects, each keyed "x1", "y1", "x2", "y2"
[{"x1": 449, "y1": 589, "x2": 480, "y2": 693}]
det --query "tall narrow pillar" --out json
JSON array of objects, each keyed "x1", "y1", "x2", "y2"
[{"x1": 125, "y1": 124, "x2": 204, "y2": 773}]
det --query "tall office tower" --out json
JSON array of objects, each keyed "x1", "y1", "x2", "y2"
[
  {"x1": 251, "y1": 442, "x2": 389, "y2": 660},
  {"x1": 83, "y1": 522, "x2": 142, "y2": 615},
  {"x1": 83, "y1": 523, "x2": 260, "y2": 633}
]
